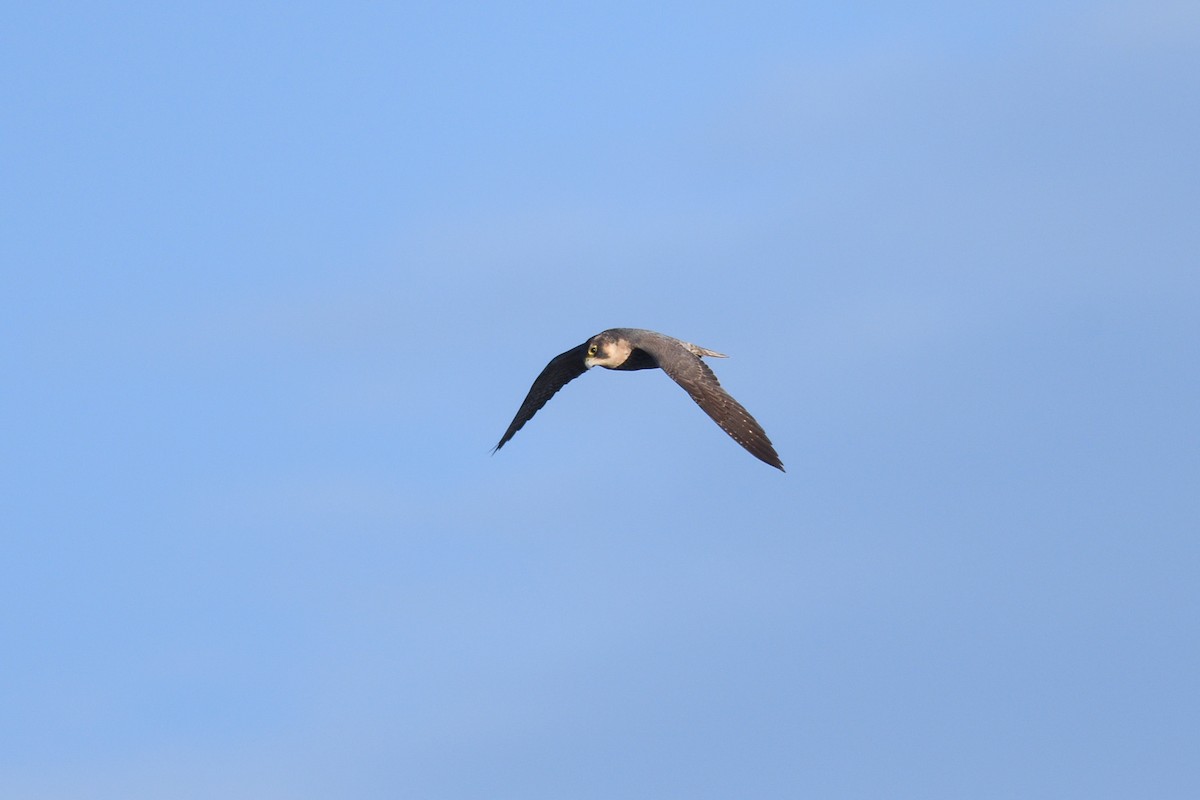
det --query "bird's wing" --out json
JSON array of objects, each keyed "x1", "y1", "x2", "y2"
[
  {"x1": 651, "y1": 342, "x2": 785, "y2": 471},
  {"x1": 493, "y1": 342, "x2": 590, "y2": 452}
]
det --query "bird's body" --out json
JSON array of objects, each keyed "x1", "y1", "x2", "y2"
[{"x1": 493, "y1": 328, "x2": 784, "y2": 470}]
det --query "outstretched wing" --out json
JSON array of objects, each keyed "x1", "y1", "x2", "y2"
[
  {"x1": 655, "y1": 347, "x2": 784, "y2": 471},
  {"x1": 493, "y1": 342, "x2": 590, "y2": 452}
]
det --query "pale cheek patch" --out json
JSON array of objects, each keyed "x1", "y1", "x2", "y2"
[{"x1": 590, "y1": 341, "x2": 632, "y2": 368}]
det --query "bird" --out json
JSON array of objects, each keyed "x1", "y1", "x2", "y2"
[{"x1": 493, "y1": 328, "x2": 784, "y2": 470}]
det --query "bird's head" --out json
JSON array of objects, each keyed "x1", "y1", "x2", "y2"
[{"x1": 583, "y1": 332, "x2": 632, "y2": 369}]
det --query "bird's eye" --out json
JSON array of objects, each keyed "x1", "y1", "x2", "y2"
[{"x1": 587, "y1": 344, "x2": 598, "y2": 356}]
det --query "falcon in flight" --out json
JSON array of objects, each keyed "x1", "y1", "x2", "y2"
[{"x1": 493, "y1": 328, "x2": 784, "y2": 470}]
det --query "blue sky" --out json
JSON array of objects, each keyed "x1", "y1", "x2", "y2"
[{"x1": 3, "y1": 2, "x2": 1198, "y2": 797}]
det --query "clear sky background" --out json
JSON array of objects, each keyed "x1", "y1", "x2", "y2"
[{"x1": 3, "y1": 2, "x2": 1198, "y2": 798}]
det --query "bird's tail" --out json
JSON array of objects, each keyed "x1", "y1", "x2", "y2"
[{"x1": 686, "y1": 343, "x2": 729, "y2": 359}]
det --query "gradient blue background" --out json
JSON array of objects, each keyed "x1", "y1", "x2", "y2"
[{"x1": 4, "y1": 3, "x2": 1198, "y2": 797}]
